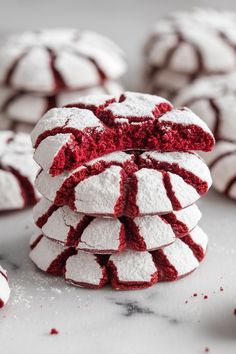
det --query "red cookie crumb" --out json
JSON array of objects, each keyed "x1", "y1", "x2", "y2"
[
  {"x1": 50, "y1": 328, "x2": 59, "y2": 335},
  {"x1": 204, "y1": 347, "x2": 210, "y2": 353},
  {"x1": 220, "y1": 286, "x2": 224, "y2": 292},
  {"x1": 193, "y1": 293, "x2": 198, "y2": 297},
  {"x1": 204, "y1": 295, "x2": 208, "y2": 300},
  {"x1": 233, "y1": 309, "x2": 236, "y2": 316}
]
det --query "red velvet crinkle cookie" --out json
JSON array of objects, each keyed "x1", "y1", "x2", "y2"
[
  {"x1": 35, "y1": 150, "x2": 211, "y2": 217},
  {"x1": 0, "y1": 29, "x2": 126, "y2": 94},
  {"x1": 203, "y1": 141, "x2": 236, "y2": 200},
  {"x1": 0, "y1": 131, "x2": 39, "y2": 211},
  {"x1": 0, "y1": 81, "x2": 123, "y2": 131},
  {"x1": 144, "y1": 8, "x2": 236, "y2": 99},
  {"x1": 0, "y1": 266, "x2": 10, "y2": 308},
  {"x1": 175, "y1": 73, "x2": 236, "y2": 141},
  {"x1": 29, "y1": 226, "x2": 208, "y2": 290},
  {"x1": 31, "y1": 92, "x2": 215, "y2": 176},
  {"x1": 33, "y1": 197, "x2": 201, "y2": 252}
]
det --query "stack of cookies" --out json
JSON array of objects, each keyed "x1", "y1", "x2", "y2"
[
  {"x1": 0, "y1": 29, "x2": 126, "y2": 132},
  {"x1": 30, "y1": 91, "x2": 214, "y2": 290}
]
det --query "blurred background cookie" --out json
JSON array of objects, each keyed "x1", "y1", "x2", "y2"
[
  {"x1": 143, "y1": 8, "x2": 236, "y2": 99},
  {"x1": 0, "y1": 29, "x2": 126, "y2": 131}
]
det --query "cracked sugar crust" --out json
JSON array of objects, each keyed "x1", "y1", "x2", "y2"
[
  {"x1": 175, "y1": 72, "x2": 236, "y2": 141},
  {"x1": 29, "y1": 226, "x2": 208, "y2": 290},
  {"x1": 0, "y1": 130, "x2": 39, "y2": 211},
  {"x1": 144, "y1": 9, "x2": 236, "y2": 99},
  {"x1": 33, "y1": 197, "x2": 201, "y2": 252},
  {"x1": 202, "y1": 140, "x2": 236, "y2": 200},
  {"x1": 35, "y1": 150, "x2": 211, "y2": 217},
  {"x1": 31, "y1": 91, "x2": 214, "y2": 176},
  {"x1": 0, "y1": 81, "x2": 123, "y2": 130},
  {"x1": 0, "y1": 29, "x2": 126, "y2": 93},
  {"x1": 0, "y1": 266, "x2": 10, "y2": 308}
]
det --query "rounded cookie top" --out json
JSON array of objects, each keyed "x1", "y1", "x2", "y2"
[
  {"x1": 0, "y1": 130, "x2": 39, "y2": 211},
  {"x1": 175, "y1": 72, "x2": 236, "y2": 141},
  {"x1": 145, "y1": 9, "x2": 236, "y2": 75},
  {"x1": 32, "y1": 91, "x2": 214, "y2": 176},
  {"x1": 0, "y1": 29, "x2": 126, "y2": 93},
  {"x1": 35, "y1": 150, "x2": 212, "y2": 217}
]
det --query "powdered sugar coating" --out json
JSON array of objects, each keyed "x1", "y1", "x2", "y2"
[
  {"x1": 158, "y1": 108, "x2": 212, "y2": 136},
  {"x1": 33, "y1": 197, "x2": 201, "y2": 252},
  {"x1": 141, "y1": 151, "x2": 212, "y2": 187},
  {"x1": 104, "y1": 91, "x2": 170, "y2": 121},
  {"x1": 0, "y1": 131, "x2": 39, "y2": 211},
  {"x1": 144, "y1": 9, "x2": 236, "y2": 99},
  {"x1": 33, "y1": 197, "x2": 53, "y2": 224},
  {"x1": 65, "y1": 252, "x2": 107, "y2": 288},
  {"x1": 32, "y1": 107, "x2": 104, "y2": 147},
  {"x1": 0, "y1": 265, "x2": 10, "y2": 308},
  {"x1": 42, "y1": 206, "x2": 84, "y2": 244},
  {"x1": 34, "y1": 134, "x2": 74, "y2": 172},
  {"x1": 35, "y1": 150, "x2": 211, "y2": 217},
  {"x1": 29, "y1": 232, "x2": 74, "y2": 275},
  {"x1": 135, "y1": 169, "x2": 172, "y2": 214},
  {"x1": 74, "y1": 166, "x2": 123, "y2": 215},
  {"x1": 175, "y1": 73, "x2": 236, "y2": 141},
  {"x1": 188, "y1": 227, "x2": 208, "y2": 253},
  {"x1": 203, "y1": 141, "x2": 236, "y2": 199},
  {"x1": 30, "y1": 226, "x2": 208, "y2": 290},
  {"x1": 132, "y1": 214, "x2": 175, "y2": 250},
  {"x1": 160, "y1": 237, "x2": 199, "y2": 276},
  {"x1": 153, "y1": 226, "x2": 208, "y2": 281},
  {"x1": 31, "y1": 92, "x2": 214, "y2": 176},
  {"x1": 78, "y1": 218, "x2": 123, "y2": 253},
  {"x1": 30, "y1": 234, "x2": 64, "y2": 272},
  {"x1": 0, "y1": 29, "x2": 126, "y2": 93},
  {"x1": 35, "y1": 166, "x2": 86, "y2": 202},
  {"x1": 109, "y1": 250, "x2": 157, "y2": 282}
]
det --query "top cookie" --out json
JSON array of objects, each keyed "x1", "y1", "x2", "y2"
[
  {"x1": 175, "y1": 72, "x2": 236, "y2": 142},
  {"x1": 145, "y1": 9, "x2": 236, "y2": 77},
  {"x1": 31, "y1": 91, "x2": 214, "y2": 176},
  {"x1": 0, "y1": 29, "x2": 126, "y2": 94}
]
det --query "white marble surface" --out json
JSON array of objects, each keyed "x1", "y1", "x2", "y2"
[{"x1": 0, "y1": 190, "x2": 235, "y2": 354}]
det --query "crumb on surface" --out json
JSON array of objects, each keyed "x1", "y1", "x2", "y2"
[{"x1": 50, "y1": 328, "x2": 59, "y2": 335}]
